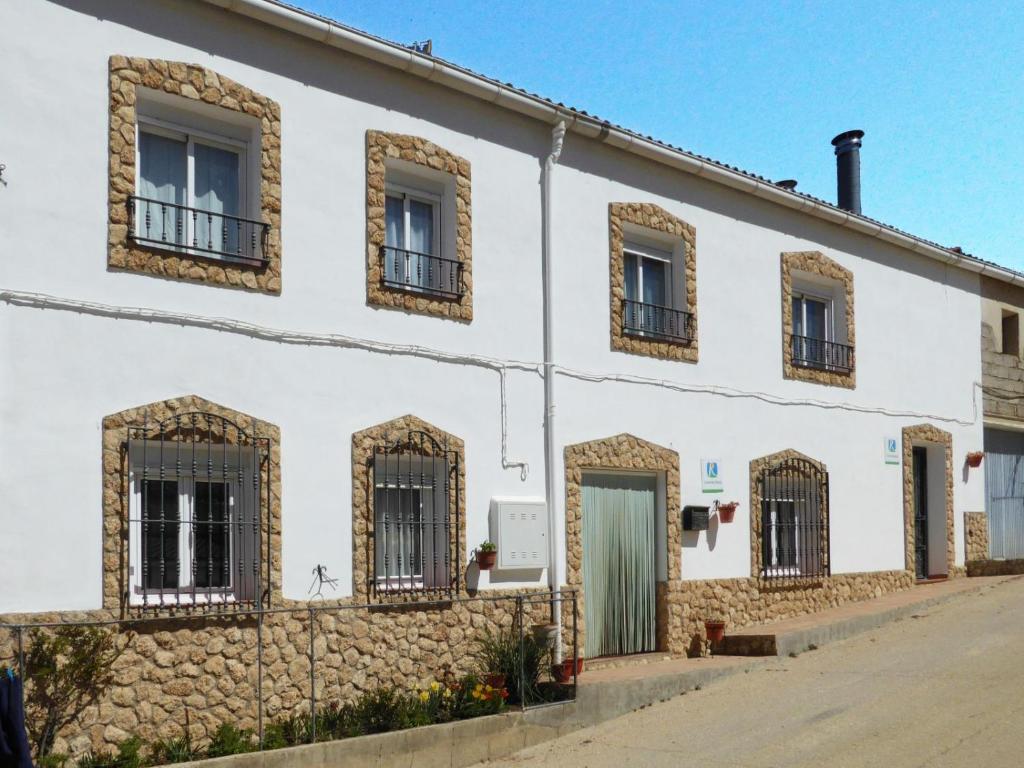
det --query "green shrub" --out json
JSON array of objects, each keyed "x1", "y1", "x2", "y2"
[
  {"x1": 25, "y1": 626, "x2": 123, "y2": 759},
  {"x1": 205, "y1": 724, "x2": 256, "y2": 758},
  {"x1": 354, "y1": 687, "x2": 419, "y2": 734},
  {"x1": 475, "y1": 626, "x2": 549, "y2": 704},
  {"x1": 148, "y1": 733, "x2": 198, "y2": 766}
]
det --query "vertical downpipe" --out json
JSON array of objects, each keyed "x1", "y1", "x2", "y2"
[{"x1": 542, "y1": 121, "x2": 567, "y2": 662}]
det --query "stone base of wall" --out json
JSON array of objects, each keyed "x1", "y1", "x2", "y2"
[
  {"x1": 0, "y1": 590, "x2": 558, "y2": 757},
  {"x1": 662, "y1": 570, "x2": 915, "y2": 657},
  {"x1": 967, "y1": 559, "x2": 1024, "y2": 576},
  {"x1": 965, "y1": 511, "x2": 990, "y2": 562}
]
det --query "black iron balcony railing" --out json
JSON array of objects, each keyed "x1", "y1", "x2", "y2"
[
  {"x1": 790, "y1": 334, "x2": 854, "y2": 373},
  {"x1": 622, "y1": 299, "x2": 695, "y2": 344},
  {"x1": 380, "y1": 245, "x2": 464, "y2": 300},
  {"x1": 128, "y1": 196, "x2": 270, "y2": 264}
]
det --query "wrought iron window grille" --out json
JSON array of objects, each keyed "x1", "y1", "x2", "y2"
[
  {"x1": 371, "y1": 430, "x2": 461, "y2": 599},
  {"x1": 128, "y1": 195, "x2": 270, "y2": 265},
  {"x1": 379, "y1": 245, "x2": 464, "y2": 301},
  {"x1": 790, "y1": 334, "x2": 854, "y2": 374},
  {"x1": 760, "y1": 458, "x2": 830, "y2": 581},
  {"x1": 622, "y1": 298, "x2": 694, "y2": 344},
  {"x1": 125, "y1": 412, "x2": 271, "y2": 610}
]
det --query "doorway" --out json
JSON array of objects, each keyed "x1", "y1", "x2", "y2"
[
  {"x1": 912, "y1": 447, "x2": 929, "y2": 579},
  {"x1": 581, "y1": 473, "x2": 657, "y2": 658}
]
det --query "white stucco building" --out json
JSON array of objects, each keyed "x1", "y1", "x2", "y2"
[{"x1": 2, "y1": 0, "x2": 1015, "y2": 673}]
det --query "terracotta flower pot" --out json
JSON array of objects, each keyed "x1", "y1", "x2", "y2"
[
  {"x1": 484, "y1": 673, "x2": 506, "y2": 689},
  {"x1": 717, "y1": 503, "x2": 738, "y2": 524},
  {"x1": 704, "y1": 620, "x2": 726, "y2": 643},
  {"x1": 552, "y1": 658, "x2": 583, "y2": 683},
  {"x1": 477, "y1": 550, "x2": 497, "y2": 570},
  {"x1": 967, "y1": 452, "x2": 984, "y2": 468}
]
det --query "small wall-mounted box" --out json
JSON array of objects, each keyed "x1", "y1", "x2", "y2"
[
  {"x1": 489, "y1": 497, "x2": 549, "y2": 570},
  {"x1": 682, "y1": 505, "x2": 710, "y2": 531}
]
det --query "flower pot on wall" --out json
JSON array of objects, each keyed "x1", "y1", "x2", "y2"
[
  {"x1": 477, "y1": 550, "x2": 497, "y2": 570},
  {"x1": 966, "y1": 452, "x2": 984, "y2": 468},
  {"x1": 704, "y1": 620, "x2": 726, "y2": 643},
  {"x1": 716, "y1": 502, "x2": 738, "y2": 524},
  {"x1": 552, "y1": 658, "x2": 583, "y2": 683}
]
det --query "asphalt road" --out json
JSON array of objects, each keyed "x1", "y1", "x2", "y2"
[{"x1": 479, "y1": 576, "x2": 1024, "y2": 768}]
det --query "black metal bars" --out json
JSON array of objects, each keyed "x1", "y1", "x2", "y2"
[
  {"x1": 379, "y1": 245, "x2": 464, "y2": 300},
  {"x1": 372, "y1": 430, "x2": 460, "y2": 598},
  {"x1": 791, "y1": 334, "x2": 854, "y2": 373},
  {"x1": 622, "y1": 299, "x2": 694, "y2": 344},
  {"x1": 760, "y1": 457, "x2": 830, "y2": 580},
  {"x1": 128, "y1": 196, "x2": 270, "y2": 264},
  {"x1": 126, "y1": 412, "x2": 271, "y2": 610}
]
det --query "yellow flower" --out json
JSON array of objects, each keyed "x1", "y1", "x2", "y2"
[
  {"x1": 471, "y1": 690, "x2": 481, "y2": 700},
  {"x1": 419, "y1": 691, "x2": 430, "y2": 702},
  {"x1": 430, "y1": 681, "x2": 441, "y2": 692},
  {"x1": 474, "y1": 683, "x2": 483, "y2": 694},
  {"x1": 443, "y1": 690, "x2": 453, "y2": 699}
]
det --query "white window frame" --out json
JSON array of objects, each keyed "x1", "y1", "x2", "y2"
[
  {"x1": 384, "y1": 182, "x2": 442, "y2": 257},
  {"x1": 764, "y1": 497, "x2": 802, "y2": 577},
  {"x1": 128, "y1": 442, "x2": 255, "y2": 607},
  {"x1": 135, "y1": 115, "x2": 248, "y2": 256},
  {"x1": 624, "y1": 241, "x2": 674, "y2": 308}
]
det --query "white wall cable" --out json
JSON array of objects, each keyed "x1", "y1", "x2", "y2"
[{"x1": 2, "y1": 289, "x2": 981, "y2": 437}]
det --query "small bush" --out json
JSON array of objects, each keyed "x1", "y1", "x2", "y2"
[
  {"x1": 148, "y1": 733, "x2": 198, "y2": 766},
  {"x1": 205, "y1": 724, "x2": 256, "y2": 758},
  {"x1": 475, "y1": 626, "x2": 549, "y2": 705}
]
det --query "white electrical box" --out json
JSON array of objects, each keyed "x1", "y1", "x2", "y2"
[{"x1": 489, "y1": 497, "x2": 549, "y2": 570}]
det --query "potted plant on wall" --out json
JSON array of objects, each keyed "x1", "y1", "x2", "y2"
[
  {"x1": 476, "y1": 541, "x2": 498, "y2": 570},
  {"x1": 551, "y1": 656, "x2": 584, "y2": 683},
  {"x1": 966, "y1": 451, "x2": 984, "y2": 468},
  {"x1": 704, "y1": 618, "x2": 727, "y2": 644},
  {"x1": 716, "y1": 501, "x2": 739, "y2": 524}
]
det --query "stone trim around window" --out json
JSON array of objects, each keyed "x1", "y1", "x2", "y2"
[
  {"x1": 564, "y1": 433, "x2": 682, "y2": 656},
  {"x1": 749, "y1": 449, "x2": 830, "y2": 579},
  {"x1": 351, "y1": 415, "x2": 467, "y2": 604},
  {"x1": 609, "y1": 203, "x2": 698, "y2": 362},
  {"x1": 901, "y1": 424, "x2": 956, "y2": 576},
  {"x1": 107, "y1": 56, "x2": 282, "y2": 294},
  {"x1": 101, "y1": 395, "x2": 282, "y2": 614},
  {"x1": 781, "y1": 251, "x2": 855, "y2": 388},
  {"x1": 365, "y1": 131, "x2": 473, "y2": 321}
]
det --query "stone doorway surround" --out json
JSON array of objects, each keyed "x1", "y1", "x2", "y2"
[
  {"x1": 901, "y1": 424, "x2": 957, "y2": 577},
  {"x1": 563, "y1": 434, "x2": 681, "y2": 657}
]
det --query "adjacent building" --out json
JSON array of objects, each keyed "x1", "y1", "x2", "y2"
[{"x1": 0, "y1": 0, "x2": 1015, "y2": 752}]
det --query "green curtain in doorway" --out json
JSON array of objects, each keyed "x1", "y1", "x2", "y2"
[{"x1": 582, "y1": 475, "x2": 656, "y2": 657}]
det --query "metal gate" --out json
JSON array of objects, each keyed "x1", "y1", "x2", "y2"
[
  {"x1": 985, "y1": 451, "x2": 1024, "y2": 559},
  {"x1": 760, "y1": 458, "x2": 830, "y2": 580}
]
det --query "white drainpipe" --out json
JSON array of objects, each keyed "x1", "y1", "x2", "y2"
[{"x1": 543, "y1": 122, "x2": 567, "y2": 661}]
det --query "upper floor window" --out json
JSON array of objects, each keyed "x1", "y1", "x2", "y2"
[
  {"x1": 383, "y1": 183, "x2": 454, "y2": 297},
  {"x1": 129, "y1": 95, "x2": 267, "y2": 265},
  {"x1": 367, "y1": 131, "x2": 472, "y2": 316},
  {"x1": 1002, "y1": 310, "x2": 1019, "y2": 357},
  {"x1": 781, "y1": 251, "x2": 855, "y2": 387},
  {"x1": 622, "y1": 238, "x2": 694, "y2": 345}
]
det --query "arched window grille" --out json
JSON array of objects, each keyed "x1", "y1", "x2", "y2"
[
  {"x1": 126, "y1": 412, "x2": 270, "y2": 609},
  {"x1": 372, "y1": 430, "x2": 460, "y2": 598},
  {"x1": 760, "y1": 458, "x2": 830, "y2": 580}
]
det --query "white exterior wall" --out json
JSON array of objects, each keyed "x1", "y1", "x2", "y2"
[{"x1": 0, "y1": 0, "x2": 986, "y2": 614}]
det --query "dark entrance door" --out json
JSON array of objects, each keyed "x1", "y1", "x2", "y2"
[{"x1": 913, "y1": 447, "x2": 929, "y2": 579}]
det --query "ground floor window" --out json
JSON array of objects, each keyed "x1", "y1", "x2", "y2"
[
  {"x1": 372, "y1": 430, "x2": 459, "y2": 596},
  {"x1": 126, "y1": 413, "x2": 268, "y2": 607},
  {"x1": 760, "y1": 457, "x2": 829, "y2": 579}
]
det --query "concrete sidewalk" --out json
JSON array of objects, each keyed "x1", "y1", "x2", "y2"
[{"x1": 574, "y1": 575, "x2": 1016, "y2": 725}]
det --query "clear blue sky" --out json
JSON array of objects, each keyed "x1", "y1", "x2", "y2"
[{"x1": 299, "y1": 0, "x2": 1023, "y2": 269}]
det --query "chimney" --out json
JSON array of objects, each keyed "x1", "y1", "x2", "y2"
[{"x1": 831, "y1": 129, "x2": 864, "y2": 214}]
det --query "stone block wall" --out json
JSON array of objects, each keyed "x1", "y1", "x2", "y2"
[
  {"x1": 0, "y1": 592, "x2": 559, "y2": 757},
  {"x1": 982, "y1": 322, "x2": 1024, "y2": 420},
  {"x1": 964, "y1": 511, "x2": 990, "y2": 563}
]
